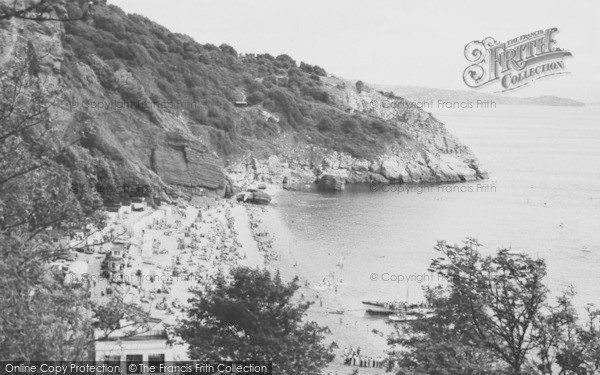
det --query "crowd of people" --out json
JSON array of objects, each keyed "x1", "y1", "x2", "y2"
[
  {"x1": 247, "y1": 207, "x2": 279, "y2": 263},
  {"x1": 341, "y1": 346, "x2": 387, "y2": 369}
]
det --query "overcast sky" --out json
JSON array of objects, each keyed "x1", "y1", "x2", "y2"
[{"x1": 110, "y1": 0, "x2": 600, "y2": 102}]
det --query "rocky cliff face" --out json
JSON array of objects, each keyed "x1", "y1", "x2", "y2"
[
  {"x1": 0, "y1": 2, "x2": 486, "y2": 200},
  {"x1": 228, "y1": 77, "x2": 487, "y2": 187},
  {"x1": 0, "y1": 8, "x2": 227, "y2": 198}
]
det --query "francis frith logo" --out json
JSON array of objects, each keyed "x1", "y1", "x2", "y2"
[{"x1": 463, "y1": 28, "x2": 572, "y2": 92}]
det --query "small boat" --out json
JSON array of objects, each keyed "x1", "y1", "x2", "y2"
[
  {"x1": 362, "y1": 301, "x2": 404, "y2": 312},
  {"x1": 388, "y1": 312, "x2": 435, "y2": 323},
  {"x1": 328, "y1": 310, "x2": 345, "y2": 315},
  {"x1": 362, "y1": 301, "x2": 388, "y2": 308},
  {"x1": 388, "y1": 314, "x2": 419, "y2": 323},
  {"x1": 365, "y1": 309, "x2": 394, "y2": 316}
]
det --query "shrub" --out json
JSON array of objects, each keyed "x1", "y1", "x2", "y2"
[
  {"x1": 247, "y1": 91, "x2": 265, "y2": 105},
  {"x1": 189, "y1": 107, "x2": 208, "y2": 124},
  {"x1": 317, "y1": 117, "x2": 335, "y2": 133},
  {"x1": 341, "y1": 119, "x2": 360, "y2": 135},
  {"x1": 355, "y1": 80, "x2": 365, "y2": 93}
]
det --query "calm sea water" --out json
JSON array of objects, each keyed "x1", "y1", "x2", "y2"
[{"x1": 277, "y1": 105, "x2": 600, "y2": 317}]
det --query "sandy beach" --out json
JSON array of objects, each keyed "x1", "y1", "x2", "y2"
[
  {"x1": 247, "y1": 186, "x2": 391, "y2": 374},
  {"x1": 84, "y1": 185, "x2": 391, "y2": 373}
]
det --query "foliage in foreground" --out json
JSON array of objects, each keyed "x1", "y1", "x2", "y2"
[
  {"x1": 0, "y1": 43, "x2": 147, "y2": 360},
  {"x1": 391, "y1": 238, "x2": 600, "y2": 375},
  {"x1": 177, "y1": 267, "x2": 334, "y2": 375}
]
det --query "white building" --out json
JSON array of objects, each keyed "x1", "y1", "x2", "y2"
[{"x1": 94, "y1": 321, "x2": 174, "y2": 374}]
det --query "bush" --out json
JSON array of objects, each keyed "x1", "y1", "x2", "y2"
[
  {"x1": 247, "y1": 91, "x2": 265, "y2": 105},
  {"x1": 341, "y1": 119, "x2": 360, "y2": 135},
  {"x1": 369, "y1": 120, "x2": 391, "y2": 134},
  {"x1": 112, "y1": 43, "x2": 135, "y2": 60},
  {"x1": 265, "y1": 89, "x2": 303, "y2": 128},
  {"x1": 275, "y1": 54, "x2": 296, "y2": 69},
  {"x1": 189, "y1": 107, "x2": 208, "y2": 124},
  {"x1": 317, "y1": 117, "x2": 335, "y2": 133},
  {"x1": 355, "y1": 80, "x2": 364, "y2": 93},
  {"x1": 299, "y1": 62, "x2": 327, "y2": 76},
  {"x1": 302, "y1": 86, "x2": 330, "y2": 103},
  {"x1": 208, "y1": 128, "x2": 235, "y2": 155}
]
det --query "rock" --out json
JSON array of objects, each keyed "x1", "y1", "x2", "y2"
[
  {"x1": 367, "y1": 172, "x2": 389, "y2": 184},
  {"x1": 380, "y1": 158, "x2": 403, "y2": 181},
  {"x1": 250, "y1": 190, "x2": 271, "y2": 205},
  {"x1": 220, "y1": 178, "x2": 234, "y2": 198},
  {"x1": 318, "y1": 174, "x2": 345, "y2": 191},
  {"x1": 153, "y1": 145, "x2": 224, "y2": 189},
  {"x1": 236, "y1": 192, "x2": 252, "y2": 202},
  {"x1": 236, "y1": 190, "x2": 271, "y2": 205}
]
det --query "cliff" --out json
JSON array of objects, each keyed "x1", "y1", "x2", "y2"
[
  {"x1": 0, "y1": 0, "x2": 486, "y2": 201},
  {"x1": 228, "y1": 77, "x2": 487, "y2": 186}
]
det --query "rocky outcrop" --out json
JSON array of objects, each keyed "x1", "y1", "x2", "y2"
[
  {"x1": 0, "y1": 4, "x2": 486, "y2": 200},
  {"x1": 0, "y1": 10, "x2": 229, "y2": 198},
  {"x1": 251, "y1": 191, "x2": 272, "y2": 205},
  {"x1": 227, "y1": 77, "x2": 487, "y2": 188},
  {"x1": 152, "y1": 145, "x2": 224, "y2": 189},
  {"x1": 318, "y1": 174, "x2": 345, "y2": 191},
  {"x1": 227, "y1": 147, "x2": 487, "y2": 188},
  {"x1": 236, "y1": 190, "x2": 272, "y2": 205}
]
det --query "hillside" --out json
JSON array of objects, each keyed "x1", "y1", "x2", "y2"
[
  {"x1": 373, "y1": 84, "x2": 586, "y2": 107},
  {"x1": 0, "y1": 0, "x2": 487, "y2": 202}
]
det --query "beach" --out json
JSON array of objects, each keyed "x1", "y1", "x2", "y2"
[
  {"x1": 83, "y1": 184, "x2": 397, "y2": 373},
  {"x1": 250, "y1": 186, "x2": 392, "y2": 374}
]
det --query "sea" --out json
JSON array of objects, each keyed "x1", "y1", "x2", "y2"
[{"x1": 276, "y1": 105, "x2": 600, "y2": 321}]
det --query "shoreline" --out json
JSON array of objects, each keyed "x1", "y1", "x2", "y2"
[
  {"x1": 89, "y1": 185, "x2": 392, "y2": 371},
  {"x1": 243, "y1": 185, "x2": 390, "y2": 373}
]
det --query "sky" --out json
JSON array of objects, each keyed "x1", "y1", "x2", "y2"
[{"x1": 110, "y1": 0, "x2": 600, "y2": 102}]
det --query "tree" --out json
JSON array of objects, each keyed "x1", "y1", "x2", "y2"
[
  {"x1": 177, "y1": 267, "x2": 334, "y2": 375},
  {"x1": 0, "y1": 42, "x2": 145, "y2": 360},
  {"x1": 317, "y1": 117, "x2": 335, "y2": 133},
  {"x1": 531, "y1": 287, "x2": 579, "y2": 374},
  {"x1": 390, "y1": 285, "x2": 504, "y2": 374},
  {"x1": 392, "y1": 238, "x2": 600, "y2": 375},
  {"x1": 429, "y1": 239, "x2": 548, "y2": 375},
  {"x1": 355, "y1": 80, "x2": 365, "y2": 93},
  {"x1": 551, "y1": 302, "x2": 600, "y2": 375},
  {"x1": 0, "y1": 0, "x2": 95, "y2": 22}
]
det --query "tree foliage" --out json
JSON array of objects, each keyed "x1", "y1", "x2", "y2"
[
  {"x1": 355, "y1": 80, "x2": 365, "y2": 93},
  {"x1": 177, "y1": 267, "x2": 334, "y2": 375},
  {"x1": 391, "y1": 238, "x2": 600, "y2": 375},
  {"x1": 0, "y1": 0, "x2": 96, "y2": 21},
  {"x1": 58, "y1": 1, "x2": 412, "y2": 159},
  {"x1": 0, "y1": 44, "x2": 146, "y2": 360}
]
